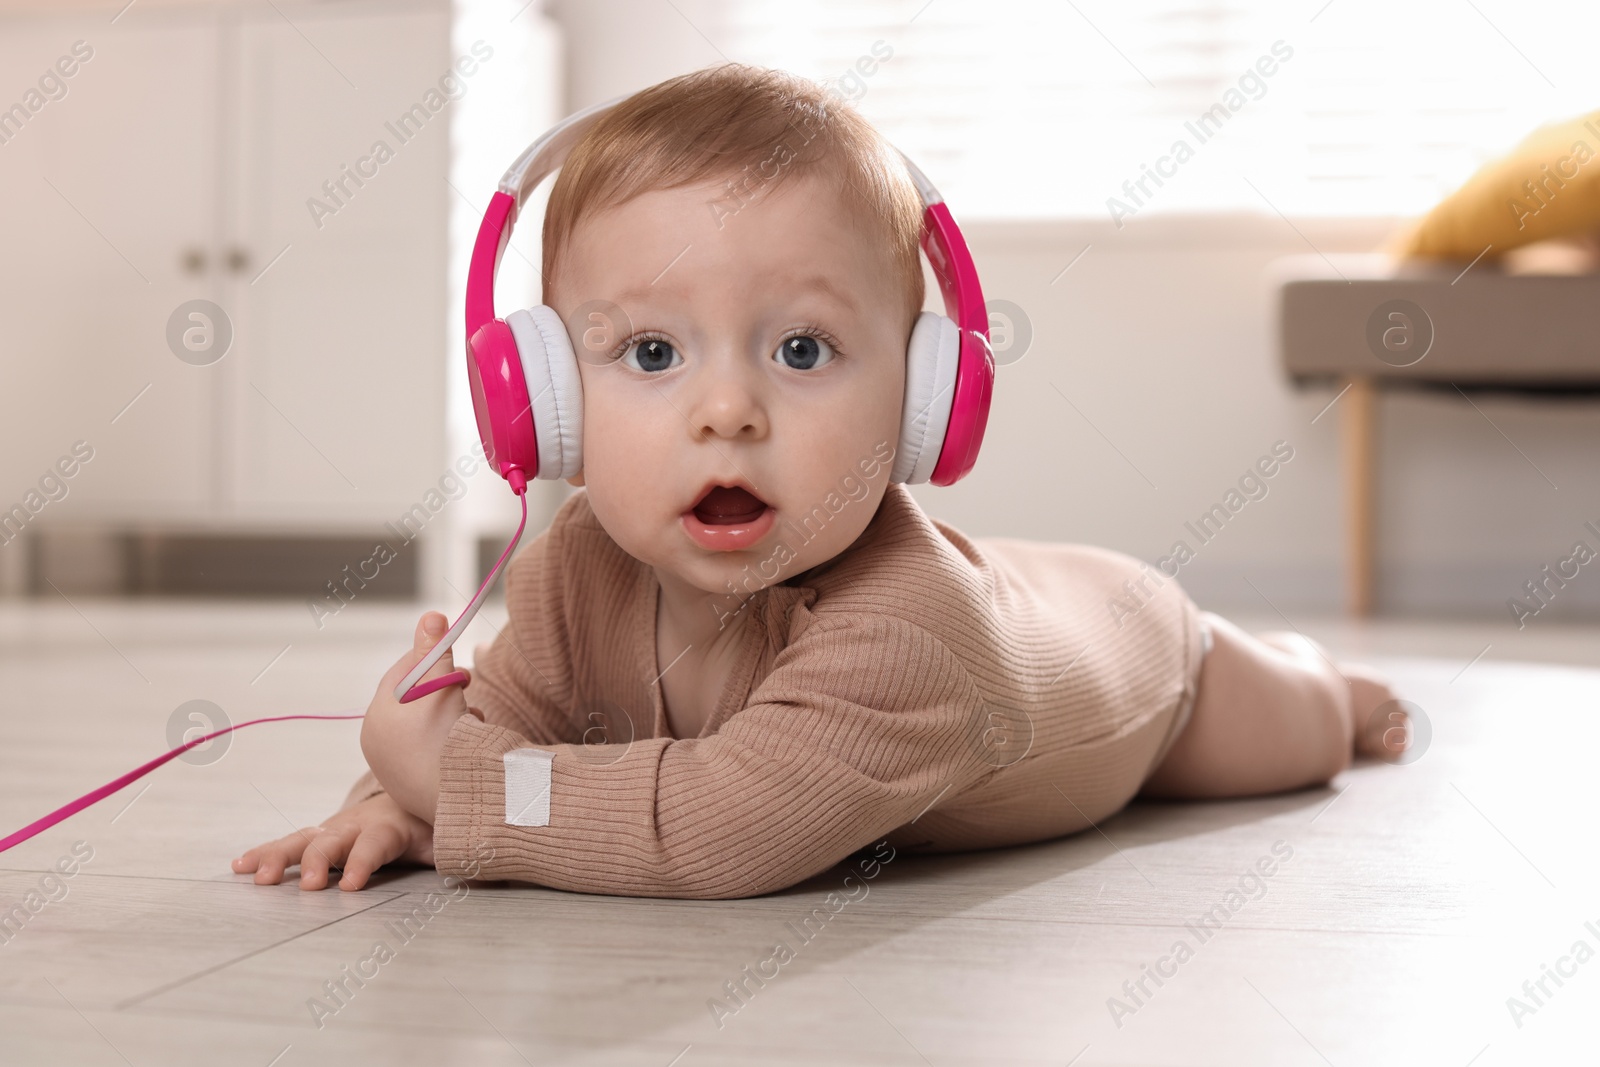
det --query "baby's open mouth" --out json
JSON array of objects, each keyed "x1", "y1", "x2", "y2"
[{"x1": 691, "y1": 484, "x2": 769, "y2": 526}]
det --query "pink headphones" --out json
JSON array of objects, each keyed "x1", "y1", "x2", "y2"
[{"x1": 464, "y1": 95, "x2": 996, "y2": 497}]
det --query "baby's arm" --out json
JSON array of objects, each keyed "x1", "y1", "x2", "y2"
[{"x1": 430, "y1": 613, "x2": 991, "y2": 900}]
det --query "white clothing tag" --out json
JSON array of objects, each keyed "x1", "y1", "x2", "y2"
[{"x1": 502, "y1": 749, "x2": 555, "y2": 826}]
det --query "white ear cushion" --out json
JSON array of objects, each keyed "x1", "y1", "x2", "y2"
[
  {"x1": 506, "y1": 305, "x2": 584, "y2": 479},
  {"x1": 892, "y1": 311, "x2": 960, "y2": 484}
]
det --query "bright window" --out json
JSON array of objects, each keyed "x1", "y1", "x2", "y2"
[{"x1": 724, "y1": 0, "x2": 1600, "y2": 219}]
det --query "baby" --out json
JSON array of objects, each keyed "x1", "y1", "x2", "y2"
[{"x1": 233, "y1": 65, "x2": 1405, "y2": 899}]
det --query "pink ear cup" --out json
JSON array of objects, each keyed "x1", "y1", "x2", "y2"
[
  {"x1": 919, "y1": 201, "x2": 994, "y2": 486},
  {"x1": 465, "y1": 319, "x2": 537, "y2": 493},
  {"x1": 465, "y1": 191, "x2": 538, "y2": 492},
  {"x1": 931, "y1": 327, "x2": 994, "y2": 486}
]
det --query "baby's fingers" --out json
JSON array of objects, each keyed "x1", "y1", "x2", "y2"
[
  {"x1": 337, "y1": 824, "x2": 406, "y2": 892},
  {"x1": 232, "y1": 835, "x2": 301, "y2": 884},
  {"x1": 296, "y1": 826, "x2": 360, "y2": 891},
  {"x1": 230, "y1": 827, "x2": 325, "y2": 886}
]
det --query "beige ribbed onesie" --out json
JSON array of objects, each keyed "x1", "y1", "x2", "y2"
[{"x1": 343, "y1": 483, "x2": 1208, "y2": 899}]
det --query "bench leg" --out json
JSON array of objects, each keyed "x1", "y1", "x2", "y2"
[{"x1": 1342, "y1": 376, "x2": 1376, "y2": 616}]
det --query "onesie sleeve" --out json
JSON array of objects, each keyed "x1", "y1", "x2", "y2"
[
  {"x1": 339, "y1": 498, "x2": 582, "y2": 813},
  {"x1": 430, "y1": 612, "x2": 991, "y2": 898}
]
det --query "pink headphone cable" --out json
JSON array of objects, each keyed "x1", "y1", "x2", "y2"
[
  {"x1": 0, "y1": 711, "x2": 365, "y2": 855},
  {"x1": 0, "y1": 483, "x2": 530, "y2": 857},
  {"x1": 391, "y1": 481, "x2": 527, "y2": 703}
]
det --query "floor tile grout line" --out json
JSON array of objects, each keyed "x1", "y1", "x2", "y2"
[
  {"x1": 3, "y1": 996, "x2": 728, "y2": 1053},
  {"x1": 111, "y1": 891, "x2": 408, "y2": 1010},
  {"x1": 0, "y1": 872, "x2": 1463, "y2": 947},
  {"x1": 618, "y1": 907, "x2": 1462, "y2": 939}
]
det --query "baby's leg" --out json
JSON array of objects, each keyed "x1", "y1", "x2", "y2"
[{"x1": 1141, "y1": 611, "x2": 1402, "y2": 799}]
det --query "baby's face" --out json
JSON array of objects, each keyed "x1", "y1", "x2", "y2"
[{"x1": 550, "y1": 173, "x2": 912, "y2": 604}]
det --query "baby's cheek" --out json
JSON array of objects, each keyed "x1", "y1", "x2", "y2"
[{"x1": 583, "y1": 397, "x2": 648, "y2": 479}]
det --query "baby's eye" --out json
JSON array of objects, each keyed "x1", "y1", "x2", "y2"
[
  {"x1": 773, "y1": 335, "x2": 834, "y2": 371},
  {"x1": 622, "y1": 338, "x2": 681, "y2": 373}
]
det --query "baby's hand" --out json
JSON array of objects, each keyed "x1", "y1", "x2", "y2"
[
  {"x1": 230, "y1": 792, "x2": 433, "y2": 891},
  {"x1": 360, "y1": 611, "x2": 484, "y2": 824}
]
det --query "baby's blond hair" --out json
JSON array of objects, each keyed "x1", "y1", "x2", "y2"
[{"x1": 541, "y1": 63, "x2": 925, "y2": 324}]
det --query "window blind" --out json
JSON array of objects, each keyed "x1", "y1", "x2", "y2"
[{"x1": 722, "y1": 0, "x2": 1600, "y2": 219}]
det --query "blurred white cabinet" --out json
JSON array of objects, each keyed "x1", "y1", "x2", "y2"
[
  {"x1": 0, "y1": 0, "x2": 450, "y2": 529},
  {"x1": 0, "y1": 16, "x2": 217, "y2": 518}
]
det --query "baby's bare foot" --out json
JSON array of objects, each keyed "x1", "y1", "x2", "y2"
[
  {"x1": 1255, "y1": 632, "x2": 1407, "y2": 761},
  {"x1": 1343, "y1": 661, "x2": 1408, "y2": 761}
]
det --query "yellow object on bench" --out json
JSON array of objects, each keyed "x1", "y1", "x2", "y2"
[{"x1": 1389, "y1": 108, "x2": 1600, "y2": 261}]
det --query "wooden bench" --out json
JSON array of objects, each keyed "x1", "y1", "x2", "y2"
[{"x1": 1273, "y1": 253, "x2": 1600, "y2": 615}]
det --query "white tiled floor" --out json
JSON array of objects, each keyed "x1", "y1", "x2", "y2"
[{"x1": 0, "y1": 599, "x2": 1594, "y2": 1064}]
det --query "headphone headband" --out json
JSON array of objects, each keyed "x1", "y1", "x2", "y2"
[{"x1": 499, "y1": 94, "x2": 628, "y2": 202}]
